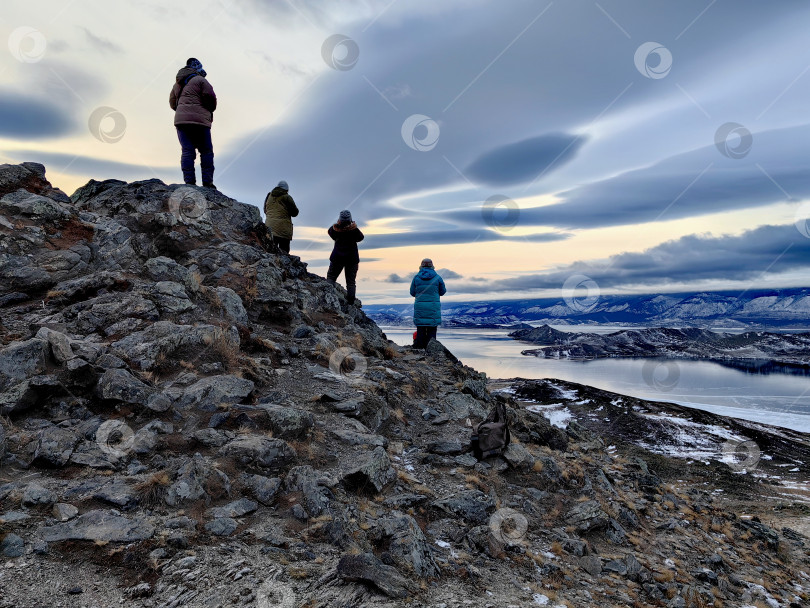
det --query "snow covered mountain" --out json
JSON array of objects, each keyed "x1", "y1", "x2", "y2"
[{"x1": 365, "y1": 288, "x2": 810, "y2": 328}]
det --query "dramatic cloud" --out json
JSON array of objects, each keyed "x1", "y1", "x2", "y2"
[
  {"x1": 7, "y1": 151, "x2": 174, "y2": 185},
  {"x1": 437, "y1": 268, "x2": 463, "y2": 279},
  {"x1": 464, "y1": 133, "x2": 587, "y2": 186},
  {"x1": 361, "y1": 230, "x2": 569, "y2": 250},
  {"x1": 0, "y1": 94, "x2": 76, "y2": 139},
  {"x1": 452, "y1": 224, "x2": 810, "y2": 293},
  {"x1": 81, "y1": 27, "x2": 124, "y2": 54}
]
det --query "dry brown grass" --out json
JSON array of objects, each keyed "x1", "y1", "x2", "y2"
[
  {"x1": 383, "y1": 344, "x2": 401, "y2": 359},
  {"x1": 135, "y1": 471, "x2": 171, "y2": 509},
  {"x1": 654, "y1": 570, "x2": 675, "y2": 583}
]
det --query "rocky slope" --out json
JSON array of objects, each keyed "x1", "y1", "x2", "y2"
[
  {"x1": 1, "y1": 163, "x2": 809, "y2": 608},
  {"x1": 510, "y1": 325, "x2": 810, "y2": 367}
]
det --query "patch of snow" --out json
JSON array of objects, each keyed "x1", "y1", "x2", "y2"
[
  {"x1": 548, "y1": 383, "x2": 578, "y2": 400},
  {"x1": 533, "y1": 594, "x2": 549, "y2": 606},
  {"x1": 635, "y1": 412, "x2": 749, "y2": 460},
  {"x1": 526, "y1": 403, "x2": 573, "y2": 429},
  {"x1": 436, "y1": 540, "x2": 451, "y2": 549}
]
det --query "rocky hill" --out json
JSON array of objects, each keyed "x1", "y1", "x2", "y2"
[
  {"x1": 510, "y1": 325, "x2": 810, "y2": 367},
  {"x1": 1, "y1": 163, "x2": 809, "y2": 608}
]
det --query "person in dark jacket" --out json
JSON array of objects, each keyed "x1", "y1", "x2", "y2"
[
  {"x1": 169, "y1": 58, "x2": 217, "y2": 188},
  {"x1": 410, "y1": 258, "x2": 446, "y2": 348},
  {"x1": 326, "y1": 210, "x2": 364, "y2": 306},
  {"x1": 264, "y1": 180, "x2": 299, "y2": 253}
]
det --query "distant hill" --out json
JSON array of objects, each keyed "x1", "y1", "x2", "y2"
[{"x1": 365, "y1": 288, "x2": 810, "y2": 329}]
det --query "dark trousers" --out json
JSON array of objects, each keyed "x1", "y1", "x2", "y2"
[
  {"x1": 414, "y1": 326, "x2": 437, "y2": 348},
  {"x1": 176, "y1": 125, "x2": 214, "y2": 185},
  {"x1": 327, "y1": 260, "x2": 358, "y2": 303},
  {"x1": 273, "y1": 237, "x2": 291, "y2": 253}
]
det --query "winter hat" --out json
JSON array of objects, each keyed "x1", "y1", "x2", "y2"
[
  {"x1": 420, "y1": 258, "x2": 434, "y2": 268},
  {"x1": 186, "y1": 57, "x2": 206, "y2": 77},
  {"x1": 277, "y1": 180, "x2": 289, "y2": 191},
  {"x1": 339, "y1": 210, "x2": 352, "y2": 222}
]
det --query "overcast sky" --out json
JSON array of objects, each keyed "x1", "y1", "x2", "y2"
[{"x1": 2, "y1": 0, "x2": 809, "y2": 303}]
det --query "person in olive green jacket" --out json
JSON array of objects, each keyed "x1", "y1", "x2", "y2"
[{"x1": 263, "y1": 180, "x2": 299, "y2": 253}]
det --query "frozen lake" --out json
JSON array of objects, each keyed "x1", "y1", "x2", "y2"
[{"x1": 380, "y1": 326, "x2": 810, "y2": 433}]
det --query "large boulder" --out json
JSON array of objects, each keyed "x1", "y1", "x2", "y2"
[
  {"x1": 212, "y1": 286, "x2": 249, "y2": 326},
  {"x1": 40, "y1": 509, "x2": 154, "y2": 542},
  {"x1": 33, "y1": 424, "x2": 79, "y2": 467},
  {"x1": 370, "y1": 513, "x2": 440, "y2": 578},
  {"x1": 0, "y1": 338, "x2": 48, "y2": 390},
  {"x1": 256, "y1": 403, "x2": 314, "y2": 439},
  {"x1": 0, "y1": 162, "x2": 69, "y2": 200},
  {"x1": 220, "y1": 437, "x2": 296, "y2": 471},
  {"x1": 432, "y1": 490, "x2": 496, "y2": 525},
  {"x1": 176, "y1": 375, "x2": 255, "y2": 412},
  {"x1": 342, "y1": 446, "x2": 396, "y2": 494},
  {"x1": 96, "y1": 368, "x2": 153, "y2": 404},
  {"x1": 284, "y1": 466, "x2": 334, "y2": 516},
  {"x1": 111, "y1": 321, "x2": 239, "y2": 370},
  {"x1": 336, "y1": 553, "x2": 416, "y2": 598},
  {"x1": 566, "y1": 500, "x2": 610, "y2": 534},
  {"x1": 165, "y1": 453, "x2": 231, "y2": 507}
]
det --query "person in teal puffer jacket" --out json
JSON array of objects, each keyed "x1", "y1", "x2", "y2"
[{"x1": 410, "y1": 258, "x2": 446, "y2": 348}]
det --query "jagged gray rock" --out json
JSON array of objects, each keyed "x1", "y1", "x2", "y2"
[
  {"x1": 96, "y1": 368, "x2": 153, "y2": 404},
  {"x1": 221, "y1": 436, "x2": 296, "y2": 471},
  {"x1": 433, "y1": 490, "x2": 496, "y2": 525},
  {"x1": 336, "y1": 552, "x2": 415, "y2": 598},
  {"x1": 40, "y1": 510, "x2": 155, "y2": 542},
  {"x1": 256, "y1": 403, "x2": 314, "y2": 439},
  {"x1": 165, "y1": 453, "x2": 231, "y2": 507},
  {"x1": 566, "y1": 500, "x2": 610, "y2": 534},
  {"x1": 342, "y1": 446, "x2": 396, "y2": 494},
  {"x1": 32, "y1": 424, "x2": 79, "y2": 467},
  {"x1": 370, "y1": 512, "x2": 440, "y2": 578}
]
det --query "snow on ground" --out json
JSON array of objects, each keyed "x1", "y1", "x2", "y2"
[
  {"x1": 548, "y1": 383, "x2": 579, "y2": 400},
  {"x1": 526, "y1": 403, "x2": 573, "y2": 429},
  {"x1": 635, "y1": 412, "x2": 750, "y2": 460}
]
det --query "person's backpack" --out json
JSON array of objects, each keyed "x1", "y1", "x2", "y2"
[
  {"x1": 471, "y1": 402, "x2": 511, "y2": 459},
  {"x1": 252, "y1": 222, "x2": 280, "y2": 254}
]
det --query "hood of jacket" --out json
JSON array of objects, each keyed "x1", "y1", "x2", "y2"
[
  {"x1": 417, "y1": 267, "x2": 437, "y2": 281},
  {"x1": 176, "y1": 66, "x2": 202, "y2": 85},
  {"x1": 270, "y1": 186, "x2": 288, "y2": 198}
]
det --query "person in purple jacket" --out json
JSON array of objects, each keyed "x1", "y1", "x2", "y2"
[{"x1": 326, "y1": 210, "x2": 364, "y2": 306}]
